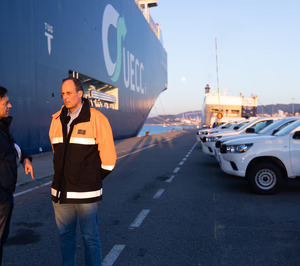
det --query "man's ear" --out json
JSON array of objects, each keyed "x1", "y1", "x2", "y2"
[{"x1": 78, "y1": 90, "x2": 84, "y2": 98}]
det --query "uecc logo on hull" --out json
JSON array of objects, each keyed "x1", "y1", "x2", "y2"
[{"x1": 102, "y1": 4, "x2": 145, "y2": 94}]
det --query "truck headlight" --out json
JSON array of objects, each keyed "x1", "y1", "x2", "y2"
[
  {"x1": 207, "y1": 136, "x2": 221, "y2": 142},
  {"x1": 226, "y1": 143, "x2": 253, "y2": 153}
]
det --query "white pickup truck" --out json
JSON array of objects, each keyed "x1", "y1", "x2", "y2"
[
  {"x1": 218, "y1": 119, "x2": 300, "y2": 194},
  {"x1": 196, "y1": 120, "x2": 249, "y2": 142},
  {"x1": 202, "y1": 118, "x2": 276, "y2": 156},
  {"x1": 215, "y1": 117, "x2": 298, "y2": 162},
  {"x1": 196, "y1": 121, "x2": 234, "y2": 142}
]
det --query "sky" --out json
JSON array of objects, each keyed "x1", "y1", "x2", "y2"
[{"x1": 148, "y1": 0, "x2": 300, "y2": 116}]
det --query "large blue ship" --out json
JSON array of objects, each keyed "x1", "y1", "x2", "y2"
[{"x1": 0, "y1": 0, "x2": 168, "y2": 154}]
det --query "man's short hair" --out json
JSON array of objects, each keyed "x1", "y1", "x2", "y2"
[
  {"x1": 0, "y1": 86, "x2": 8, "y2": 99},
  {"x1": 63, "y1": 78, "x2": 84, "y2": 93}
]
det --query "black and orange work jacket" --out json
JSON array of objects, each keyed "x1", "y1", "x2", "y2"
[{"x1": 49, "y1": 99, "x2": 117, "y2": 204}]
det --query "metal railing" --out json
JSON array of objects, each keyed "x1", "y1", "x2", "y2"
[
  {"x1": 135, "y1": 0, "x2": 161, "y2": 41},
  {"x1": 89, "y1": 90, "x2": 116, "y2": 103},
  {"x1": 150, "y1": 15, "x2": 159, "y2": 37}
]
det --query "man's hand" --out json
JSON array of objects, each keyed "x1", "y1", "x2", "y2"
[{"x1": 24, "y1": 158, "x2": 34, "y2": 180}]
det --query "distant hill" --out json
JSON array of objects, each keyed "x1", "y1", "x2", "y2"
[
  {"x1": 257, "y1": 104, "x2": 300, "y2": 115},
  {"x1": 146, "y1": 104, "x2": 300, "y2": 124},
  {"x1": 175, "y1": 110, "x2": 202, "y2": 119}
]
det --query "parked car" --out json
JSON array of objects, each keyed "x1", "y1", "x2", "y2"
[
  {"x1": 197, "y1": 119, "x2": 250, "y2": 143},
  {"x1": 215, "y1": 117, "x2": 299, "y2": 162},
  {"x1": 218, "y1": 119, "x2": 300, "y2": 194},
  {"x1": 196, "y1": 121, "x2": 231, "y2": 142},
  {"x1": 202, "y1": 118, "x2": 276, "y2": 156}
]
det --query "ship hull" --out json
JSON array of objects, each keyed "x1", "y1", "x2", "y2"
[{"x1": 0, "y1": 0, "x2": 167, "y2": 154}]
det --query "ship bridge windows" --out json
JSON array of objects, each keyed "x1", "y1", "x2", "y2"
[{"x1": 68, "y1": 71, "x2": 119, "y2": 110}]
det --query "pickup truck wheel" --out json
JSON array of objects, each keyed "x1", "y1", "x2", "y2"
[{"x1": 248, "y1": 163, "x2": 284, "y2": 194}]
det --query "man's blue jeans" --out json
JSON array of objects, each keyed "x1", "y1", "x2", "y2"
[{"x1": 53, "y1": 202, "x2": 102, "y2": 266}]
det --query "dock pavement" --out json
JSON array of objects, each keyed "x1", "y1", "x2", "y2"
[
  {"x1": 5, "y1": 128, "x2": 300, "y2": 265},
  {"x1": 16, "y1": 129, "x2": 189, "y2": 188}
]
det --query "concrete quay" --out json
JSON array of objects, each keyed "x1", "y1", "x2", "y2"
[
  {"x1": 5, "y1": 128, "x2": 300, "y2": 265},
  {"x1": 16, "y1": 129, "x2": 189, "y2": 188}
]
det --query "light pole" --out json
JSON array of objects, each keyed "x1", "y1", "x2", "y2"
[{"x1": 292, "y1": 98, "x2": 295, "y2": 115}]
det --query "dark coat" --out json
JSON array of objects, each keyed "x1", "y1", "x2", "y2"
[{"x1": 0, "y1": 117, "x2": 30, "y2": 203}]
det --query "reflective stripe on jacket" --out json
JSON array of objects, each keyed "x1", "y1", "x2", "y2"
[{"x1": 49, "y1": 99, "x2": 117, "y2": 204}]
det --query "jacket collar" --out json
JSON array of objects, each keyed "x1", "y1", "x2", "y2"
[
  {"x1": 74, "y1": 98, "x2": 90, "y2": 124},
  {"x1": 0, "y1": 116, "x2": 13, "y2": 128},
  {"x1": 53, "y1": 98, "x2": 91, "y2": 124},
  {"x1": 0, "y1": 116, "x2": 13, "y2": 141}
]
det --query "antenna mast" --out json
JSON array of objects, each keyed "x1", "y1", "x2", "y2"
[
  {"x1": 215, "y1": 38, "x2": 221, "y2": 106},
  {"x1": 215, "y1": 38, "x2": 223, "y2": 124}
]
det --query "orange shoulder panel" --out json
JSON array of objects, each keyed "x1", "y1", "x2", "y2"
[
  {"x1": 91, "y1": 109, "x2": 117, "y2": 170},
  {"x1": 49, "y1": 109, "x2": 63, "y2": 145}
]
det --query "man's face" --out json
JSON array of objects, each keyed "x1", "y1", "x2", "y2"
[
  {"x1": 0, "y1": 94, "x2": 12, "y2": 119},
  {"x1": 62, "y1": 80, "x2": 83, "y2": 112}
]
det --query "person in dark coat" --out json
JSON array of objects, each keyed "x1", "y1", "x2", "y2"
[{"x1": 0, "y1": 86, "x2": 34, "y2": 265}]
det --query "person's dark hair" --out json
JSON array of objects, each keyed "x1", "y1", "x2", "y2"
[
  {"x1": 63, "y1": 78, "x2": 84, "y2": 93},
  {"x1": 0, "y1": 86, "x2": 8, "y2": 99}
]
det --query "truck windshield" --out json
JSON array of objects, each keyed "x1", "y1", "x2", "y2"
[
  {"x1": 252, "y1": 120, "x2": 273, "y2": 132},
  {"x1": 233, "y1": 121, "x2": 249, "y2": 129},
  {"x1": 237, "y1": 120, "x2": 256, "y2": 132},
  {"x1": 275, "y1": 120, "x2": 300, "y2": 136},
  {"x1": 237, "y1": 119, "x2": 268, "y2": 132},
  {"x1": 259, "y1": 120, "x2": 284, "y2": 134},
  {"x1": 222, "y1": 122, "x2": 235, "y2": 128}
]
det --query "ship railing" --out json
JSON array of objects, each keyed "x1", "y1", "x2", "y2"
[
  {"x1": 135, "y1": 1, "x2": 161, "y2": 42},
  {"x1": 88, "y1": 90, "x2": 116, "y2": 103},
  {"x1": 150, "y1": 15, "x2": 159, "y2": 38}
]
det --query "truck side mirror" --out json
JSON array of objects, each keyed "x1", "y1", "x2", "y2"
[
  {"x1": 246, "y1": 128, "x2": 255, "y2": 133},
  {"x1": 293, "y1": 131, "x2": 300, "y2": 140}
]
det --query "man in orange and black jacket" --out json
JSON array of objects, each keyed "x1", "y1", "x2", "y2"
[{"x1": 49, "y1": 78, "x2": 116, "y2": 265}]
